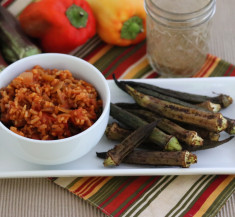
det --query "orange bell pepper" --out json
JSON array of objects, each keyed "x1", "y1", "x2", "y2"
[
  {"x1": 18, "y1": 0, "x2": 96, "y2": 53},
  {"x1": 87, "y1": 0, "x2": 146, "y2": 46}
]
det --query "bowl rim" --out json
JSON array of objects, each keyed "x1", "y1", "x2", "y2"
[{"x1": 0, "y1": 53, "x2": 111, "y2": 144}]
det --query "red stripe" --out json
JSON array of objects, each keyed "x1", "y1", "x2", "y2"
[
  {"x1": 102, "y1": 46, "x2": 136, "y2": 76},
  {"x1": 2, "y1": 0, "x2": 14, "y2": 7},
  {"x1": 101, "y1": 176, "x2": 157, "y2": 214},
  {"x1": 183, "y1": 175, "x2": 228, "y2": 217},
  {"x1": 198, "y1": 56, "x2": 217, "y2": 77},
  {"x1": 99, "y1": 177, "x2": 135, "y2": 207},
  {"x1": 114, "y1": 176, "x2": 160, "y2": 216},
  {"x1": 79, "y1": 177, "x2": 107, "y2": 197},
  {"x1": 228, "y1": 68, "x2": 235, "y2": 76},
  {"x1": 146, "y1": 71, "x2": 159, "y2": 78},
  {"x1": 223, "y1": 64, "x2": 233, "y2": 76},
  {"x1": 83, "y1": 42, "x2": 107, "y2": 61},
  {"x1": 106, "y1": 44, "x2": 146, "y2": 79},
  {"x1": 73, "y1": 177, "x2": 99, "y2": 194}
]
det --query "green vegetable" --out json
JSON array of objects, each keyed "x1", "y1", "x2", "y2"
[
  {"x1": 184, "y1": 136, "x2": 234, "y2": 151},
  {"x1": 105, "y1": 122, "x2": 132, "y2": 141},
  {"x1": 133, "y1": 86, "x2": 221, "y2": 113},
  {"x1": 97, "y1": 150, "x2": 197, "y2": 168},
  {"x1": 0, "y1": 6, "x2": 41, "y2": 63},
  {"x1": 176, "y1": 122, "x2": 220, "y2": 141},
  {"x1": 123, "y1": 107, "x2": 204, "y2": 147},
  {"x1": 0, "y1": 51, "x2": 7, "y2": 72},
  {"x1": 110, "y1": 103, "x2": 182, "y2": 151},
  {"x1": 122, "y1": 79, "x2": 233, "y2": 108},
  {"x1": 114, "y1": 79, "x2": 228, "y2": 133},
  {"x1": 225, "y1": 117, "x2": 235, "y2": 135},
  {"x1": 103, "y1": 121, "x2": 157, "y2": 166}
]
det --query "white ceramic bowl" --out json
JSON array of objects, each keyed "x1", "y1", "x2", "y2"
[{"x1": 0, "y1": 53, "x2": 110, "y2": 165}]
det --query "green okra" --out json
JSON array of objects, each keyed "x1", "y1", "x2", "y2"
[
  {"x1": 103, "y1": 121, "x2": 157, "y2": 166},
  {"x1": 225, "y1": 117, "x2": 235, "y2": 135},
  {"x1": 184, "y1": 136, "x2": 234, "y2": 151},
  {"x1": 123, "y1": 107, "x2": 204, "y2": 146},
  {"x1": 134, "y1": 86, "x2": 221, "y2": 113},
  {"x1": 120, "y1": 79, "x2": 233, "y2": 108},
  {"x1": 98, "y1": 150, "x2": 197, "y2": 168},
  {"x1": 115, "y1": 82, "x2": 228, "y2": 133},
  {"x1": 110, "y1": 103, "x2": 182, "y2": 151}
]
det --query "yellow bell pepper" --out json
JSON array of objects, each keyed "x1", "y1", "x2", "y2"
[{"x1": 87, "y1": 0, "x2": 146, "y2": 46}]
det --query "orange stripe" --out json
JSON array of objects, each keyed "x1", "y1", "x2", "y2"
[
  {"x1": 69, "y1": 177, "x2": 112, "y2": 199},
  {"x1": 200, "y1": 57, "x2": 221, "y2": 77},
  {"x1": 193, "y1": 55, "x2": 214, "y2": 77},
  {"x1": 83, "y1": 177, "x2": 113, "y2": 199},
  {"x1": 69, "y1": 177, "x2": 95, "y2": 192},
  {"x1": 122, "y1": 57, "x2": 149, "y2": 79},
  {"x1": 193, "y1": 175, "x2": 234, "y2": 217},
  {"x1": 88, "y1": 45, "x2": 113, "y2": 65}
]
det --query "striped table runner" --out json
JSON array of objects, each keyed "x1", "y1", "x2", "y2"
[
  {"x1": 2, "y1": 1, "x2": 235, "y2": 216},
  {"x1": 52, "y1": 175, "x2": 234, "y2": 217},
  {"x1": 51, "y1": 36, "x2": 235, "y2": 217},
  {"x1": 71, "y1": 36, "x2": 235, "y2": 79}
]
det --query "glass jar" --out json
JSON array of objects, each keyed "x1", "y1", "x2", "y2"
[{"x1": 145, "y1": 0, "x2": 216, "y2": 77}]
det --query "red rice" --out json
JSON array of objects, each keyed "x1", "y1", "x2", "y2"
[{"x1": 0, "y1": 65, "x2": 103, "y2": 140}]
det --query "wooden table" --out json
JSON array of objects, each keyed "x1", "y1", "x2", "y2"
[{"x1": 0, "y1": 0, "x2": 234, "y2": 216}]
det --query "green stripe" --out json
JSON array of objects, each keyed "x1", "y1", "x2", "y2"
[
  {"x1": 134, "y1": 64, "x2": 153, "y2": 79},
  {"x1": 203, "y1": 177, "x2": 235, "y2": 217},
  {"x1": 89, "y1": 176, "x2": 130, "y2": 204},
  {"x1": 209, "y1": 60, "x2": 231, "y2": 77},
  {"x1": 93, "y1": 46, "x2": 128, "y2": 73},
  {"x1": 104, "y1": 41, "x2": 146, "y2": 78},
  {"x1": 226, "y1": 65, "x2": 235, "y2": 76},
  {"x1": 179, "y1": 175, "x2": 219, "y2": 217},
  {"x1": 99, "y1": 177, "x2": 139, "y2": 209},
  {"x1": 134, "y1": 176, "x2": 177, "y2": 217},
  {"x1": 90, "y1": 176, "x2": 139, "y2": 208},
  {"x1": 166, "y1": 175, "x2": 207, "y2": 216},
  {"x1": 125, "y1": 176, "x2": 170, "y2": 217},
  {"x1": 167, "y1": 175, "x2": 213, "y2": 217},
  {"x1": 112, "y1": 176, "x2": 158, "y2": 216},
  {"x1": 73, "y1": 36, "x2": 102, "y2": 58},
  {"x1": 125, "y1": 176, "x2": 177, "y2": 217},
  {"x1": 66, "y1": 177, "x2": 84, "y2": 190}
]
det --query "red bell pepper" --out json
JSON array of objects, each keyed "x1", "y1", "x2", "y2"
[{"x1": 18, "y1": 0, "x2": 96, "y2": 53}]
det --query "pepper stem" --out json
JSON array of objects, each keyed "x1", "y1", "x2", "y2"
[
  {"x1": 121, "y1": 16, "x2": 143, "y2": 40},
  {"x1": 66, "y1": 4, "x2": 88, "y2": 28}
]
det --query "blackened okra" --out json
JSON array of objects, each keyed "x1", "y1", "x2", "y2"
[
  {"x1": 184, "y1": 136, "x2": 234, "y2": 151},
  {"x1": 116, "y1": 102, "x2": 221, "y2": 141},
  {"x1": 105, "y1": 122, "x2": 131, "y2": 141},
  {"x1": 110, "y1": 103, "x2": 182, "y2": 151},
  {"x1": 103, "y1": 121, "x2": 157, "y2": 166},
  {"x1": 104, "y1": 122, "x2": 233, "y2": 152},
  {"x1": 117, "y1": 83, "x2": 228, "y2": 133},
  {"x1": 97, "y1": 150, "x2": 197, "y2": 168},
  {"x1": 123, "y1": 107, "x2": 204, "y2": 146},
  {"x1": 225, "y1": 117, "x2": 235, "y2": 134},
  {"x1": 197, "y1": 101, "x2": 221, "y2": 113},
  {"x1": 105, "y1": 122, "x2": 162, "y2": 150},
  {"x1": 134, "y1": 86, "x2": 221, "y2": 113},
  {"x1": 121, "y1": 79, "x2": 233, "y2": 108},
  {"x1": 176, "y1": 122, "x2": 220, "y2": 141}
]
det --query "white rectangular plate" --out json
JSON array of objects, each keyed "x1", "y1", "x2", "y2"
[{"x1": 0, "y1": 77, "x2": 235, "y2": 178}]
